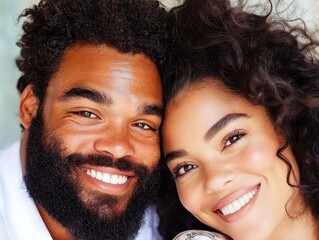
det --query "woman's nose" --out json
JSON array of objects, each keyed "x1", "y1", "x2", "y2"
[{"x1": 204, "y1": 166, "x2": 237, "y2": 194}]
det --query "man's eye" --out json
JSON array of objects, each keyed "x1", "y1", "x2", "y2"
[
  {"x1": 74, "y1": 111, "x2": 97, "y2": 118},
  {"x1": 134, "y1": 122, "x2": 155, "y2": 131}
]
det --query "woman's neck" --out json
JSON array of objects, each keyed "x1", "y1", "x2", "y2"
[{"x1": 270, "y1": 210, "x2": 318, "y2": 240}]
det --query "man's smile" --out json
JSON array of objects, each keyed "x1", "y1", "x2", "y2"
[
  {"x1": 77, "y1": 165, "x2": 137, "y2": 195},
  {"x1": 84, "y1": 168, "x2": 128, "y2": 185}
]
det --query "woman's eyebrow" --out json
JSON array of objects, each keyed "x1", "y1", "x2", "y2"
[
  {"x1": 204, "y1": 113, "x2": 249, "y2": 142},
  {"x1": 165, "y1": 149, "x2": 188, "y2": 163}
]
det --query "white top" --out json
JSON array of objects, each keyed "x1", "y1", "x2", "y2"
[{"x1": 0, "y1": 141, "x2": 162, "y2": 240}]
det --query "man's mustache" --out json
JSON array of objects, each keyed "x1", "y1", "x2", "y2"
[{"x1": 66, "y1": 153, "x2": 149, "y2": 176}]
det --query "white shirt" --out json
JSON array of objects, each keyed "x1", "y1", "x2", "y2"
[{"x1": 0, "y1": 141, "x2": 162, "y2": 240}]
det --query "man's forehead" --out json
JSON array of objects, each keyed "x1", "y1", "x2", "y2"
[{"x1": 44, "y1": 44, "x2": 162, "y2": 107}]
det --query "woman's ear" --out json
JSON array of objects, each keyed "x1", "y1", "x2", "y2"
[{"x1": 19, "y1": 84, "x2": 39, "y2": 129}]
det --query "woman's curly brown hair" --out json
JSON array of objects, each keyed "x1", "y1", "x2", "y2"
[
  {"x1": 158, "y1": 0, "x2": 319, "y2": 239},
  {"x1": 16, "y1": 0, "x2": 168, "y2": 102}
]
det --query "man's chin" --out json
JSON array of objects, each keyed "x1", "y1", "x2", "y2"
[
  {"x1": 74, "y1": 166, "x2": 137, "y2": 215},
  {"x1": 80, "y1": 189, "x2": 131, "y2": 220}
]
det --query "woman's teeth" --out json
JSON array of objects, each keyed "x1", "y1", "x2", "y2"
[{"x1": 220, "y1": 188, "x2": 257, "y2": 216}]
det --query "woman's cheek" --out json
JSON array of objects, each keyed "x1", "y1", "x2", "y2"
[
  {"x1": 176, "y1": 181, "x2": 200, "y2": 213},
  {"x1": 239, "y1": 141, "x2": 278, "y2": 173}
]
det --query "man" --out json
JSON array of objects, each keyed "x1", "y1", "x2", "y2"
[{"x1": 0, "y1": 0, "x2": 168, "y2": 239}]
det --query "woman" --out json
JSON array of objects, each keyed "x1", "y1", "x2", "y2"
[{"x1": 158, "y1": 0, "x2": 319, "y2": 239}]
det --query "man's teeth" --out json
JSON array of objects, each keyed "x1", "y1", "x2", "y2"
[
  {"x1": 85, "y1": 169, "x2": 128, "y2": 185},
  {"x1": 220, "y1": 188, "x2": 257, "y2": 216}
]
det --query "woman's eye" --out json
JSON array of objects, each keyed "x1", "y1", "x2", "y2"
[
  {"x1": 172, "y1": 164, "x2": 197, "y2": 179},
  {"x1": 224, "y1": 130, "x2": 245, "y2": 148},
  {"x1": 74, "y1": 111, "x2": 97, "y2": 118}
]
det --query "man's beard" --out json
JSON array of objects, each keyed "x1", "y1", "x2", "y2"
[{"x1": 24, "y1": 110, "x2": 161, "y2": 240}]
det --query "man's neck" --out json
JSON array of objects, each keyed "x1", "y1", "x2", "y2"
[{"x1": 37, "y1": 204, "x2": 73, "y2": 240}]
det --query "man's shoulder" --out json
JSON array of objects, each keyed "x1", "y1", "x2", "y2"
[
  {"x1": 0, "y1": 141, "x2": 21, "y2": 182},
  {"x1": 0, "y1": 141, "x2": 21, "y2": 194},
  {"x1": 0, "y1": 141, "x2": 21, "y2": 161},
  {"x1": 0, "y1": 141, "x2": 22, "y2": 240},
  {"x1": 0, "y1": 141, "x2": 53, "y2": 240},
  {"x1": 135, "y1": 205, "x2": 163, "y2": 240}
]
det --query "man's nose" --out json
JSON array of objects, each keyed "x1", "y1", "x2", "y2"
[{"x1": 93, "y1": 124, "x2": 135, "y2": 159}]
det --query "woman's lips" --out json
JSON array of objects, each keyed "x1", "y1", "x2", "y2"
[{"x1": 212, "y1": 184, "x2": 260, "y2": 221}]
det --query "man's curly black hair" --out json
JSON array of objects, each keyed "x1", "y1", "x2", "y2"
[
  {"x1": 16, "y1": 0, "x2": 168, "y2": 102},
  {"x1": 157, "y1": 0, "x2": 319, "y2": 239}
]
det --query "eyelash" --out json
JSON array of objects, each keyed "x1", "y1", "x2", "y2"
[
  {"x1": 171, "y1": 162, "x2": 197, "y2": 180},
  {"x1": 133, "y1": 122, "x2": 156, "y2": 131},
  {"x1": 72, "y1": 111, "x2": 157, "y2": 132},
  {"x1": 222, "y1": 130, "x2": 246, "y2": 150},
  {"x1": 73, "y1": 111, "x2": 98, "y2": 118},
  {"x1": 171, "y1": 130, "x2": 246, "y2": 180}
]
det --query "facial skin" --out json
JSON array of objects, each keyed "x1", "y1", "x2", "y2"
[
  {"x1": 162, "y1": 81, "x2": 316, "y2": 240},
  {"x1": 19, "y1": 44, "x2": 163, "y2": 240}
]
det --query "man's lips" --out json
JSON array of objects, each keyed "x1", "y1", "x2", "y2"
[{"x1": 212, "y1": 184, "x2": 260, "y2": 216}]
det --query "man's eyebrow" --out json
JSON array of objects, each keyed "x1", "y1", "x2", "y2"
[
  {"x1": 165, "y1": 149, "x2": 188, "y2": 163},
  {"x1": 140, "y1": 104, "x2": 164, "y2": 117},
  {"x1": 59, "y1": 87, "x2": 113, "y2": 105},
  {"x1": 204, "y1": 113, "x2": 249, "y2": 142}
]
